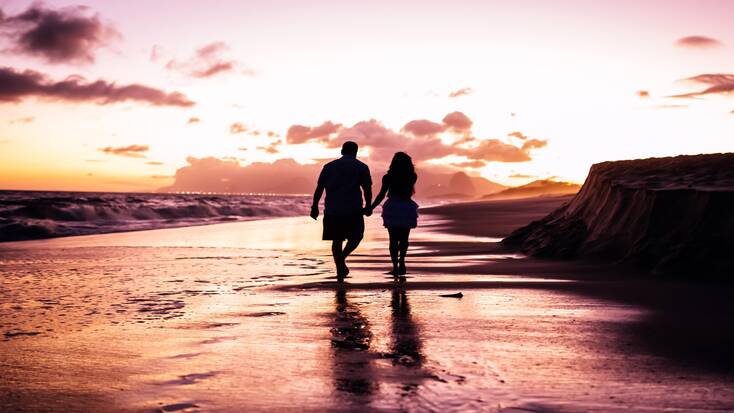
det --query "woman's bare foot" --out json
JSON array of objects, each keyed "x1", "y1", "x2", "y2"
[{"x1": 336, "y1": 260, "x2": 349, "y2": 280}]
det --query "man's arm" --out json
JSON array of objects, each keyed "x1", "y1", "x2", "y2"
[
  {"x1": 311, "y1": 184, "x2": 324, "y2": 220},
  {"x1": 362, "y1": 184, "x2": 373, "y2": 216},
  {"x1": 311, "y1": 168, "x2": 326, "y2": 220},
  {"x1": 361, "y1": 167, "x2": 373, "y2": 216}
]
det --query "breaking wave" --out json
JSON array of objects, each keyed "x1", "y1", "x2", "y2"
[{"x1": 0, "y1": 191, "x2": 311, "y2": 242}]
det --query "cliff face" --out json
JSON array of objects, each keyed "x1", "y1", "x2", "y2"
[{"x1": 502, "y1": 154, "x2": 734, "y2": 277}]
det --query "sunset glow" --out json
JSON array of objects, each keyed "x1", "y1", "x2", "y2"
[{"x1": 2, "y1": 0, "x2": 733, "y2": 192}]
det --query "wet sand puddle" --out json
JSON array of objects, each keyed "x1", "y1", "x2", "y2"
[{"x1": 1, "y1": 216, "x2": 734, "y2": 412}]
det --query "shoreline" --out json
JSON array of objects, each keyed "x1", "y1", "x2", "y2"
[{"x1": 2, "y1": 196, "x2": 733, "y2": 412}]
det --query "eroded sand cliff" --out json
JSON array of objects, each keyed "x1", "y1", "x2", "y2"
[{"x1": 503, "y1": 153, "x2": 734, "y2": 277}]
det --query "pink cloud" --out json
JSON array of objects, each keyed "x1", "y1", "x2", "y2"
[
  {"x1": 0, "y1": 67, "x2": 194, "y2": 106},
  {"x1": 442, "y1": 111, "x2": 473, "y2": 132},
  {"x1": 466, "y1": 139, "x2": 531, "y2": 162},
  {"x1": 448, "y1": 87, "x2": 473, "y2": 98},
  {"x1": 675, "y1": 36, "x2": 723, "y2": 48},
  {"x1": 165, "y1": 41, "x2": 251, "y2": 79},
  {"x1": 288, "y1": 112, "x2": 548, "y2": 167},
  {"x1": 670, "y1": 73, "x2": 734, "y2": 98},
  {"x1": 402, "y1": 119, "x2": 446, "y2": 136},
  {"x1": 286, "y1": 121, "x2": 342, "y2": 144}
]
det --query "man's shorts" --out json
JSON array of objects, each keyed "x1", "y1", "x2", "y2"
[{"x1": 323, "y1": 213, "x2": 365, "y2": 241}]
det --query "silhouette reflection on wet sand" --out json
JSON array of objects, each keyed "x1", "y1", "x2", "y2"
[
  {"x1": 329, "y1": 286, "x2": 428, "y2": 407},
  {"x1": 330, "y1": 288, "x2": 377, "y2": 399},
  {"x1": 388, "y1": 288, "x2": 423, "y2": 368}
]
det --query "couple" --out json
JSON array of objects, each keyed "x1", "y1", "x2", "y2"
[{"x1": 310, "y1": 141, "x2": 418, "y2": 282}]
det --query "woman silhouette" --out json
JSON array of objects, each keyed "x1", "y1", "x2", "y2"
[{"x1": 370, "y1": 152, "x2": 418, "y2": 279}]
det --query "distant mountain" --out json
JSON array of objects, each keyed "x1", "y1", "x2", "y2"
[
  {"x1": 482, "y1": 179, "x2": 580, "y2": 200},
  {"x1": 418, "y1": 171, "x2": 505, "y2": 199},
  {"x1": 160, "y1": 157, "x2": 507, "y2": 197}
]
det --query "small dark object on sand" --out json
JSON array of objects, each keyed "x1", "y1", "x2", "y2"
[{"x1": 439, "y1": 292, "x2": 463, "y2": 298}]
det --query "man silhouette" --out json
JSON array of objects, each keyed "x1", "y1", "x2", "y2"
[{"x1": 311, "y1": 141, "x2": 372, "y2": 281}]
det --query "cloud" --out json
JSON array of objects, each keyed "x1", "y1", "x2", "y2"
[
  {"x1": 509, "y1": 173, "x2": 535, "y2": 178},
  {"x1": 99, "y1": 144, "x2": 149, "y2": 158},
  {"x1": 165, "y1": 41, "x2": 252, "y2": 78},
  {"x1": 187, "y1": 116, "x2": 200, "y2": 125},
  {"x1": 337, "y1": 119, "x2": 458, "y2": 164},
  {"x1": 442, "y1": 111, "x2": 473, "y2": 132},
  {"x1": 448, "y1": 87, "x2": 473, "y2": 98},
  {"x1": 9, "y1": 116, "x2": 34, "y2": 124},
  {"x1": 286, "y1": 120, "x2": 342, "y2": 144},
  {"x1": 0, "y1": 3, "x2": 120, "y2": 64},
  {"x1": 163, "y1": 157, "x2": 322, "y2": 193},
  {"x1": 451, "y1": 160, "x2": 486, "y2": 168},
  {"x1": 258, "y1": 140, "x2": 281, "y2": 154},
  {"x1": 230, "y1": 122, "x2": 247, "y2": 134},
  {"x1": 636, "y1": 90, "x2": 650, "y2": 98},
  {"x1": 466, "y1": 139, "x2": 533, "y2": 162},
  {"x1": 508, "y1": 131, "x2": 528, "y2": 140},
  {"x1": 521, "y1": 138, "x2": 548, "y2": 151},
  {"x1": 675, "y1": 36, "x2": 722, "y2": 48},
  {"x1": 146, "y1": 161, "x2": 164, "y2": 165},
  {"x1": 655, "y1": 104, "x2": 688, "y2": 109},
  {"x1": 402, "y1": 119, "x2": 446, "y2": 136},
  {"x1": 0, "y1": 67, "x2": 194, "y2": 106},
  {"x1": 163, "y1": 155, "x2": 508, "y2": 195},
  {"x1": 670, "y1": 73, "x2": 734, "y2": 98},
  {"x1": 151, "y1": 174, "x2": 173, "y2": 179},
  {"x1": 289, "y1": 111, "x2": 547, "y2": 166}
]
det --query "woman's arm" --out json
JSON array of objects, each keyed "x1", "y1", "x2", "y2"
[{"x1": 370, "y1": 176, "x2": 389, "y2": 210}]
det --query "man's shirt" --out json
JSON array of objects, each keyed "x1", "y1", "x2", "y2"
[{"x1": 318, "y1": 155, "x2": 371, "y2": 215}]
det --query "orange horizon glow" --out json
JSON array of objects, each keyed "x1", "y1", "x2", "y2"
[{"x1": 1, "y1": 0, "x2": 734, "y2": 192}]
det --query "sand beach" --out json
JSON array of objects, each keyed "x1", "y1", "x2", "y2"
[{"x1": 2, "y1": 197, "x2": 733, "y2": 412}]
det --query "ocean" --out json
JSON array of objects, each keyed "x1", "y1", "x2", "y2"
[{"x1": 0, "y1": 191, "x2": 312, "y2": 242}]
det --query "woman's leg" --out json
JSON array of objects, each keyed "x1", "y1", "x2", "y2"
[
  {"x1": 398, "y1": 228, "x2": 410, "y2": 275},
  {"x1": 387, "y1": 227, "x2": 399, "y2": 274}
]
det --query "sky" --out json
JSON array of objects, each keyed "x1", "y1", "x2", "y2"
[{"x1": 1, "y1": 0, "x2": 733, "y2": 192}]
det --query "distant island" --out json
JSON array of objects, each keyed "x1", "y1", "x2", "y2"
[{"x1": 482, "y1": 179, "x2": 580, "y2": 200}]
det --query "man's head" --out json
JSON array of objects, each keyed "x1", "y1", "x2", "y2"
[{"x1": 341, "y1": 141, "x2": 358, "y2": 157}]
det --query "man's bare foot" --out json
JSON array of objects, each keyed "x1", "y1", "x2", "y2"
[{"x1": 398, "y1": 262, "x2": 407, "y2": 275}]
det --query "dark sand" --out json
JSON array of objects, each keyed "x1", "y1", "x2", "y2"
[{"x1": 1, "y1": 196, "x2": 733, "y2": 412}]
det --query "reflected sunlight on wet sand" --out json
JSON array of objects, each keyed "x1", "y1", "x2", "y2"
[{"x1": 1, "y1": 214, "x2": 733, "y2": 412}]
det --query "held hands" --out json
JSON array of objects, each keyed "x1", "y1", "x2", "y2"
[
  {"x1": 363, "y1": 206, "x2": 373, "y2": 217},
  {"x1": 310, "y1": 205, "x2": 319, "y2": 220}
]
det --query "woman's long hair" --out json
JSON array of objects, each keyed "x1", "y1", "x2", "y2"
[{"x1": 387, "y1": 152, "x2": 417, "y2": 198}]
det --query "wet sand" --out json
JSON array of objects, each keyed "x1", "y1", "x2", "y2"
[{"x1": 1, "y1": 198, "x2": 734, "y2": 412}]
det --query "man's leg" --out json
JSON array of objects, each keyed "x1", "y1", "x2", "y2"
[
  {"x1": 332, "y1": 239, "x2": 344, "y2": 273},
  {"x1": 342, "y1": 238, "x2": 361, "y2": 260}
]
